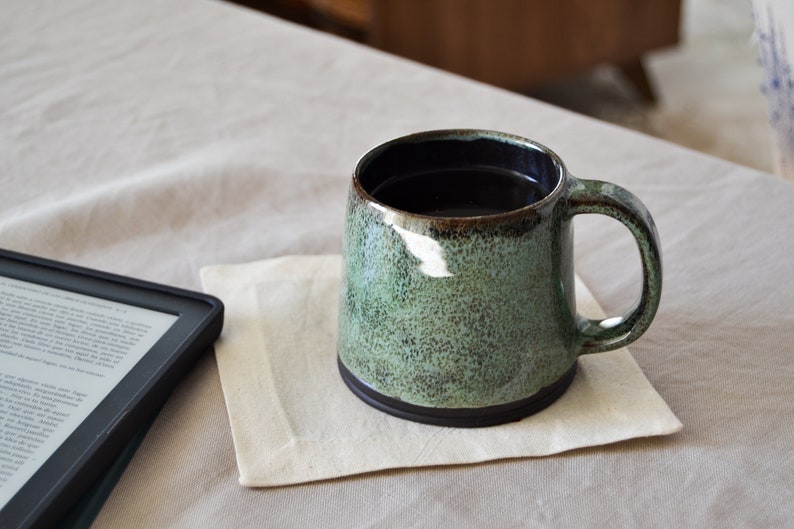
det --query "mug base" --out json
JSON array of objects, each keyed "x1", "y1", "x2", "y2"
[{"x1": 337, "y1": 358, "x2": 577, "y2": 428}]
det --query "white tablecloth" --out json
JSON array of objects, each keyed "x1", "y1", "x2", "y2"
[{"x1": 2, "y1": 0, "x2": 793, "y2": 527}]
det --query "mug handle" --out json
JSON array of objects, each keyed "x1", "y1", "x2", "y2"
[{"x1": 566, "y1": 176, "x2": 663, "y2": 354}]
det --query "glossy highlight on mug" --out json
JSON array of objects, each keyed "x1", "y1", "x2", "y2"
[{"x1": 368, "y1": 202, "x2": 455, "y2": 278}]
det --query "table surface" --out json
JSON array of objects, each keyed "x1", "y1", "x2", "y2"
[{"x1": 2, "y1": 0, "x2": 794, "y2": 527}]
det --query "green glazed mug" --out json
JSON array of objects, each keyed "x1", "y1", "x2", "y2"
[{"x1": 337, "y1": 130, "x2": 662, "y2": 427}]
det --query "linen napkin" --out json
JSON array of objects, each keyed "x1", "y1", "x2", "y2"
[{"x1": 200, "y1": 255, "x2": 681, "y2": 487}]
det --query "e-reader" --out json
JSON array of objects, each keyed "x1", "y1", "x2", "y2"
[{"x1": 0, "y1": 249, "x2": 224, "y2": 529}]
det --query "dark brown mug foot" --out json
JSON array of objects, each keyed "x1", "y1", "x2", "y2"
[{"x1": 337, "y1": 358, "x2": 577, "y2": 428}]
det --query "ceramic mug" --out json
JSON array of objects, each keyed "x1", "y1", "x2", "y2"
[{"x1": 337, "y1": 130, "x2": 662, "y2": 427}]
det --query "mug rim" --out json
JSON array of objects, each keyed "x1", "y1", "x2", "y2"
[{"x1": 353, "y1": 129, "x2": 568, "y2": 222}]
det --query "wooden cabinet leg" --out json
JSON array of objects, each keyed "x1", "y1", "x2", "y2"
[{"x1": 620, "y1": 58, "x2": 657, "y2": 103}]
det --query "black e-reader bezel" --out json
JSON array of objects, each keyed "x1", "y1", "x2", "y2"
[{"x1": 0, "y1": 249, "x2": 224, "y2": 529}]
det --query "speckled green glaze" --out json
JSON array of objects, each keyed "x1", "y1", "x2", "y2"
[{"x1": 337, "y1": 130, "x2": 662, "y2": 410}]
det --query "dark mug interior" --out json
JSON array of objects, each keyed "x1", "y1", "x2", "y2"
[{"x1": 356, "y1": 132, "x2": 563, "y2": 218}]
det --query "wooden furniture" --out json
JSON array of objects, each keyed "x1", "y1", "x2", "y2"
[{"x1": 309, "y1": 0, "x2": 681, "y2": 100}]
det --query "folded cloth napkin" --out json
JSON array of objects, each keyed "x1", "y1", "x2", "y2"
[{"x1": 200, "y1": 255, "x2": 682, "y2": 487}]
